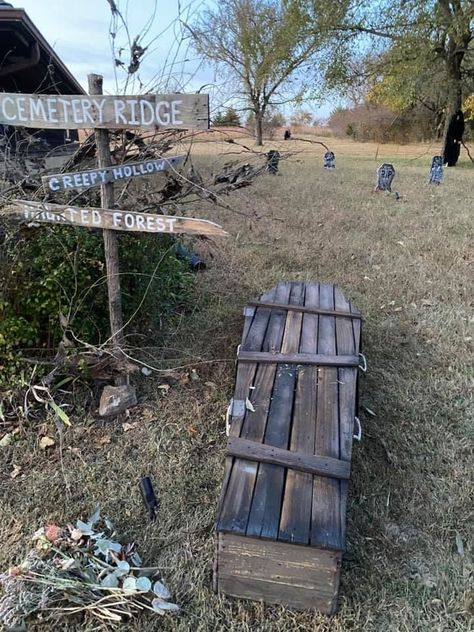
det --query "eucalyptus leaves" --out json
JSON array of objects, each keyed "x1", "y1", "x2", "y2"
[{"x1": 0, "y1": 509, "x2": 179, "y2": 628}]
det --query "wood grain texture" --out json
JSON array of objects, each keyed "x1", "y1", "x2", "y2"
[
  {"x1": 246, "y1": 283, "x2": 305, "y2": 539},
  {"x1": 216, "y1": 534, "x2": 341, "y2": 614},
  {"x1": 248, "y1": 301, "x2": 362, "y2": 319},
  {"x1": 279, "y1": 282, "x2": 320, "y2": 544},
  {"x1": 4, "y1": 200, "x2": 227, "y2": 236},
  {"x1": 217, "y1": 283, "x2": 291, "y2": 533},
  {"x1": 310, "y1": 284, "x2": 342, "y2": 550},
  {"x1": 238, "y1": 350, "x2": 359, "y2": 367},
  {"x1": 42, "y1": 155, "x2": 185, "y2": 191},
  {"x1": 226, "y1": 437, "x2": 350, "y2": 479},
  {"x1": 0, "y1": 92, "x2": 209, "y2": 130}
]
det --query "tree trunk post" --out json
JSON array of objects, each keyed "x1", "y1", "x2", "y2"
[
  {"x1": 255, "y1": 111, "x2": 263, "y2": 146},
  {"x1": 87, "y1": 74, "x2": 125, "y2": 357}
]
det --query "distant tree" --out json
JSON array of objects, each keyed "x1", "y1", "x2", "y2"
[
  {"x1": 188, "y1": 0, "x2": 346, "y2": 145},
  {"x1": 246, "y1": 109, "x2": 285, "y2": 139},
  {"x1": 212, "y1": 108, "x2": 242, "y2": 127},
  {"x1": 290, "y1": 109, "x2": 313, "y2": 126}
]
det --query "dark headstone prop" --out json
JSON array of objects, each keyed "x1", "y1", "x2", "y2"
[
  {"x1": 324, "y1": 151, "x2": 335, "y2": 169},
  {"x1": 375, "y1": 163, "x2": 395, "y2": 192},
  {"x1": 266, "y1": 150, "x2": 280, "y2": 174},
  {"x1": 443, "y1": 110, "x2": 464, "y2": 167},
  {"x1": 429, "y1": 156, "x2": 443, "y2": 184}
]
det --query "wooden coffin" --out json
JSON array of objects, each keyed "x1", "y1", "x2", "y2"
[{"x1": 214, "y1": 281, "x2": 362, "y2": 614}]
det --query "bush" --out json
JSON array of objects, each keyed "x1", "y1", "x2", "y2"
[{"x1": 0, "y1": 224, "x2": 193, "y2": 384}]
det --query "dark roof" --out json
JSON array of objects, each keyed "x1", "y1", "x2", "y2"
[{"x1": 0, "y1": 5, "x2": 84, "y2": 95}]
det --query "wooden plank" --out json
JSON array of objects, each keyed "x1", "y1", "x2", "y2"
[
  {"x1": 279, "y1": 282, "x2": 320, "y2": 544},
  {"x1": 217, "y1": 283, "x2": 292, "y2": 534},
  {"x1": 42, "y1": 155, "x2": 185, "y2": 192},
  {"x1": 334, "y1": 287, "x2": 361, "y2": 544},
  {"x1": 4, "y1": 200, "x2": 227, "y2": 236},
  {"x1": 0, "y1": 92, "x2": 209, "y2": 130},
  {"x1": 216, "y1": 534, "x2": 340, "y2": 614},
  {"x1": 238, "y1": 350, "x2": 359, "y2": 367},
  {"x1": 217, "y1": 287, "x2": 278, "y2": 524},
  {"x1": 246, "y1": 283, "x2": 305, "y2": 539},
  {"x1": 311, "y1": 284, "x2": 342, "y2": 550},
  {"x1": 248, "y1": 301, "x2": 362, "y2": 319},
  {"x1": 226, "y1": 437, "x2": 350, "y2": 479}
]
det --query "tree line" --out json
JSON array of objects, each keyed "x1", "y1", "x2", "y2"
[{"x1": 189, "y1": 0, "x2": 473, "y2": 161}]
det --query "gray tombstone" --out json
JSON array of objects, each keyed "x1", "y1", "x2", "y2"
[
  {"x1": 324, "y1": 150, "x2": 335, "y2": 169},
  {"x1": 429, "y1": 155, "x2": 443, "y2": 184},
  {"x1": 376, "y1": 163, "x2": 395, "y2": 191}
]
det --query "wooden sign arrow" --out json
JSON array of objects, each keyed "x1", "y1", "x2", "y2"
[
  {"x1": 0, "y1": 93, "x2": 209, "y2": 130},
  {"x1": 42, "y1": 155, "x2": 185, "y2": 192},
  {"x1": 4, "y1": 200, "x2": 228, "y2": 236}
]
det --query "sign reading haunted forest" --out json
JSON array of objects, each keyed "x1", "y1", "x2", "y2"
[
  {"x1": 5, "y1": 201, "x2": 227, "y2": 236},
  {"x1": 0, "y1": 93, "x2": 209, "y2": 130}
]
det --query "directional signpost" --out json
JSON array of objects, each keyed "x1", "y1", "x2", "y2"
[{"x1": 1, "y1": 73, "x2": 215, "y2": 382}]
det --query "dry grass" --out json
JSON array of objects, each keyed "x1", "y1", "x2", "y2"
[{"x1": 0, "y1": 136, "x2": 473, "y2": 631}]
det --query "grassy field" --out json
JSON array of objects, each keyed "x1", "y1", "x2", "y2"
[{"x1": 0, "y1": 136, "x2": 473, "y2": 631}]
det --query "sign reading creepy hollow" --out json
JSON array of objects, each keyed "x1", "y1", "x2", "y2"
[
  {"x1": 42, "y1": 155, "x2": 185, "y2": 192},
  {"x1": 0, "y1": 93, "x2": 209, "y2": 130}
]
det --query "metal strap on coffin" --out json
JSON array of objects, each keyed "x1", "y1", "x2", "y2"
[
  {"x1": 226, "y1": 437, "x2": 351, "y2": 480},
  {"x1": 245, "y1": 301, "x2": 362, "y2": 320}
]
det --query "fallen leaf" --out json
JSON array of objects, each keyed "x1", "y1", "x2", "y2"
[
  {"x1": 10, "y1": 465, "x2": 22, "y2": 479},
  {"x1": 245, "y1": 398, "x2": 255, "y2": 412},
  {"x1": 45, "y1": 524, "x2": 62, "y2": 542},
  {"x1": 96, "y1": 435, "x2": 112, "y2": 447},
  {"x1": 39, "y1": 436, "x2": 55, "y2": 450},
  {"x1": 122, "y1": 422, "x2": 138, "y2": 432},
  {"x1": 0, "y1": 433, "x2": 13, "y2": 447}
]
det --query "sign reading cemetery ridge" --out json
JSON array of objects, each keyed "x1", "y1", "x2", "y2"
[
  {"x1": 5, "y1": 200, "x2": 227, "y2": 236},
  {"x1": 0, "y1": 93, "x2": 209, "y2": 130},
  {"x1": 42, "y1": 155, "x2": 185, "y2": 192}
]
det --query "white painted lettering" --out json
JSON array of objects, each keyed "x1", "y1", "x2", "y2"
[
  {"x1": 114, "y1": 99, "x2": 127, "y2": 124},
  {"x1": 147, "y1": 162, "x2": 155, "y2": 173},
  {"x1": 112, "y1": 212, "x2": 123, "y2": 227},
  {"x1": 82, "y1": 172, "x2": 91, "y2": 187},
  {"x1": 140, "y1": 99, "x2": 155, "y2": 126},
  {"x1": 112, "y1": 167, "x2": 124, "y2": 179},
  {"x1": 46, "y1": 98, "x2": 59, "y2": 123},
  {"x1": 167, "y1": 218, "x2": 177, "y2": 232},
  {"x1": 98, "y1": 170, "x2": 108, "y2": 184},
  {"x1": 80, "y1": 99, "x2": 94, "y2": 124},
  {"x1": 80, "y1": 209, "x2": 89, "y2": 224},
  {"x1": 16, "y1": 98, "x2": 28, "y2": 122},
  {"x1": 29, "y1": 98, "x2": 47, "y2": 121},
  {"x1": 92, "y1": 210, "x2": 101, "y2": 225},
  {"x1": 57, "y1": 98, "x2": 71, "y2": 122},
  {"x1": 124, "y1": 213, "x2": 135, "y2": 229},
  {"x1": 1, "y1": 97, "x2": 16, "y2": 121},
  {"x1": 71, "y1": 99, "x2": 83, "y2": 123},
  {"x1": 155, "y1": 217, "x2": 166, "y2": 231},
  {"x1": 93, "y1": 98, "x2": 106, "y2": 124},
  {"x1": 63, "y1": 175, "x2": 74, "y2": 189},
  {"x1": 73, "y1": 174, "x2": 84, "y2": 188},
  {"x1": 49, "y1": 178, "x2": 60, "y2": 192},
  {"x1": 155, "y1": 101, "x2": 171, "y2": 126},
  {"x1": 146, "y1": 215, "x2": 154, "y2": 231},
  {"x1": 123, "y1": 166, "x2": 133, "y2": 177},
  {"x1": 135, "y1": 214, "x2": 146, "y2": 230},
  {"x1": 171, "y1": 100, "x2": 183, "y2": 125},
  {"x1": 128, "y1": 100, "x2": 139, "y2": 125}
]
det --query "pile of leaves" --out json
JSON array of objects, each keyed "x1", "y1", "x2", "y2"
[{"x1": 0, "y1": 510, "x2": 179, "y2": 629}]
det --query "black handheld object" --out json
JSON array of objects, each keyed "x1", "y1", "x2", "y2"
[{"x1": 139, "y1": 476, "x2": 157, "y2": 521}]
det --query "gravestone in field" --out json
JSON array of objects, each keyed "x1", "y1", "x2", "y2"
[
  {"x1": 266, "y1": 150, "x2": 280, "y2": 174},
  {"x1": 323, "y1": 151, "x2": 335, "y2": 169},
  {"x1": 429, "y1": 156, "x2": 443, "y2": 184},
  {"x1": 375, "y1": 163, "x2": 395, "y2": 191}
]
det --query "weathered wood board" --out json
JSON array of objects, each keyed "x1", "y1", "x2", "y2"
[
  {"x1": 42, "y1": 155, "x2": 185, "y2": 191},
  {"x1": 215, "y1": 281, "x2": 362, "y2": 614},
  {"x1": 0, "y1": 92, "x2": 209, "y2": 130},
  {"x1": 3, "y1": 200, "x2": 227, "y2": 236}
]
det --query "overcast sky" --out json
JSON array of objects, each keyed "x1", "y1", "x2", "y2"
[{"x1": 15, "y1": 0, "x2": 336, "y2": 120}]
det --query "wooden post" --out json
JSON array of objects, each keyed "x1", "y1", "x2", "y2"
[{"x1": 88, "y1": 74, "x2": 124, "y2": 357}]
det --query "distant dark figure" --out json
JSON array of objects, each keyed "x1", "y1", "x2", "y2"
[
  {"x1": 443, "y1": 110, "x2": 464, "y2": 167},
  {"x1": 284, "y1": 129, "x2": 291, "y2": 140},
  {"x1": 266, "y1": 150, "x2": 280, "y2": 174}
]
